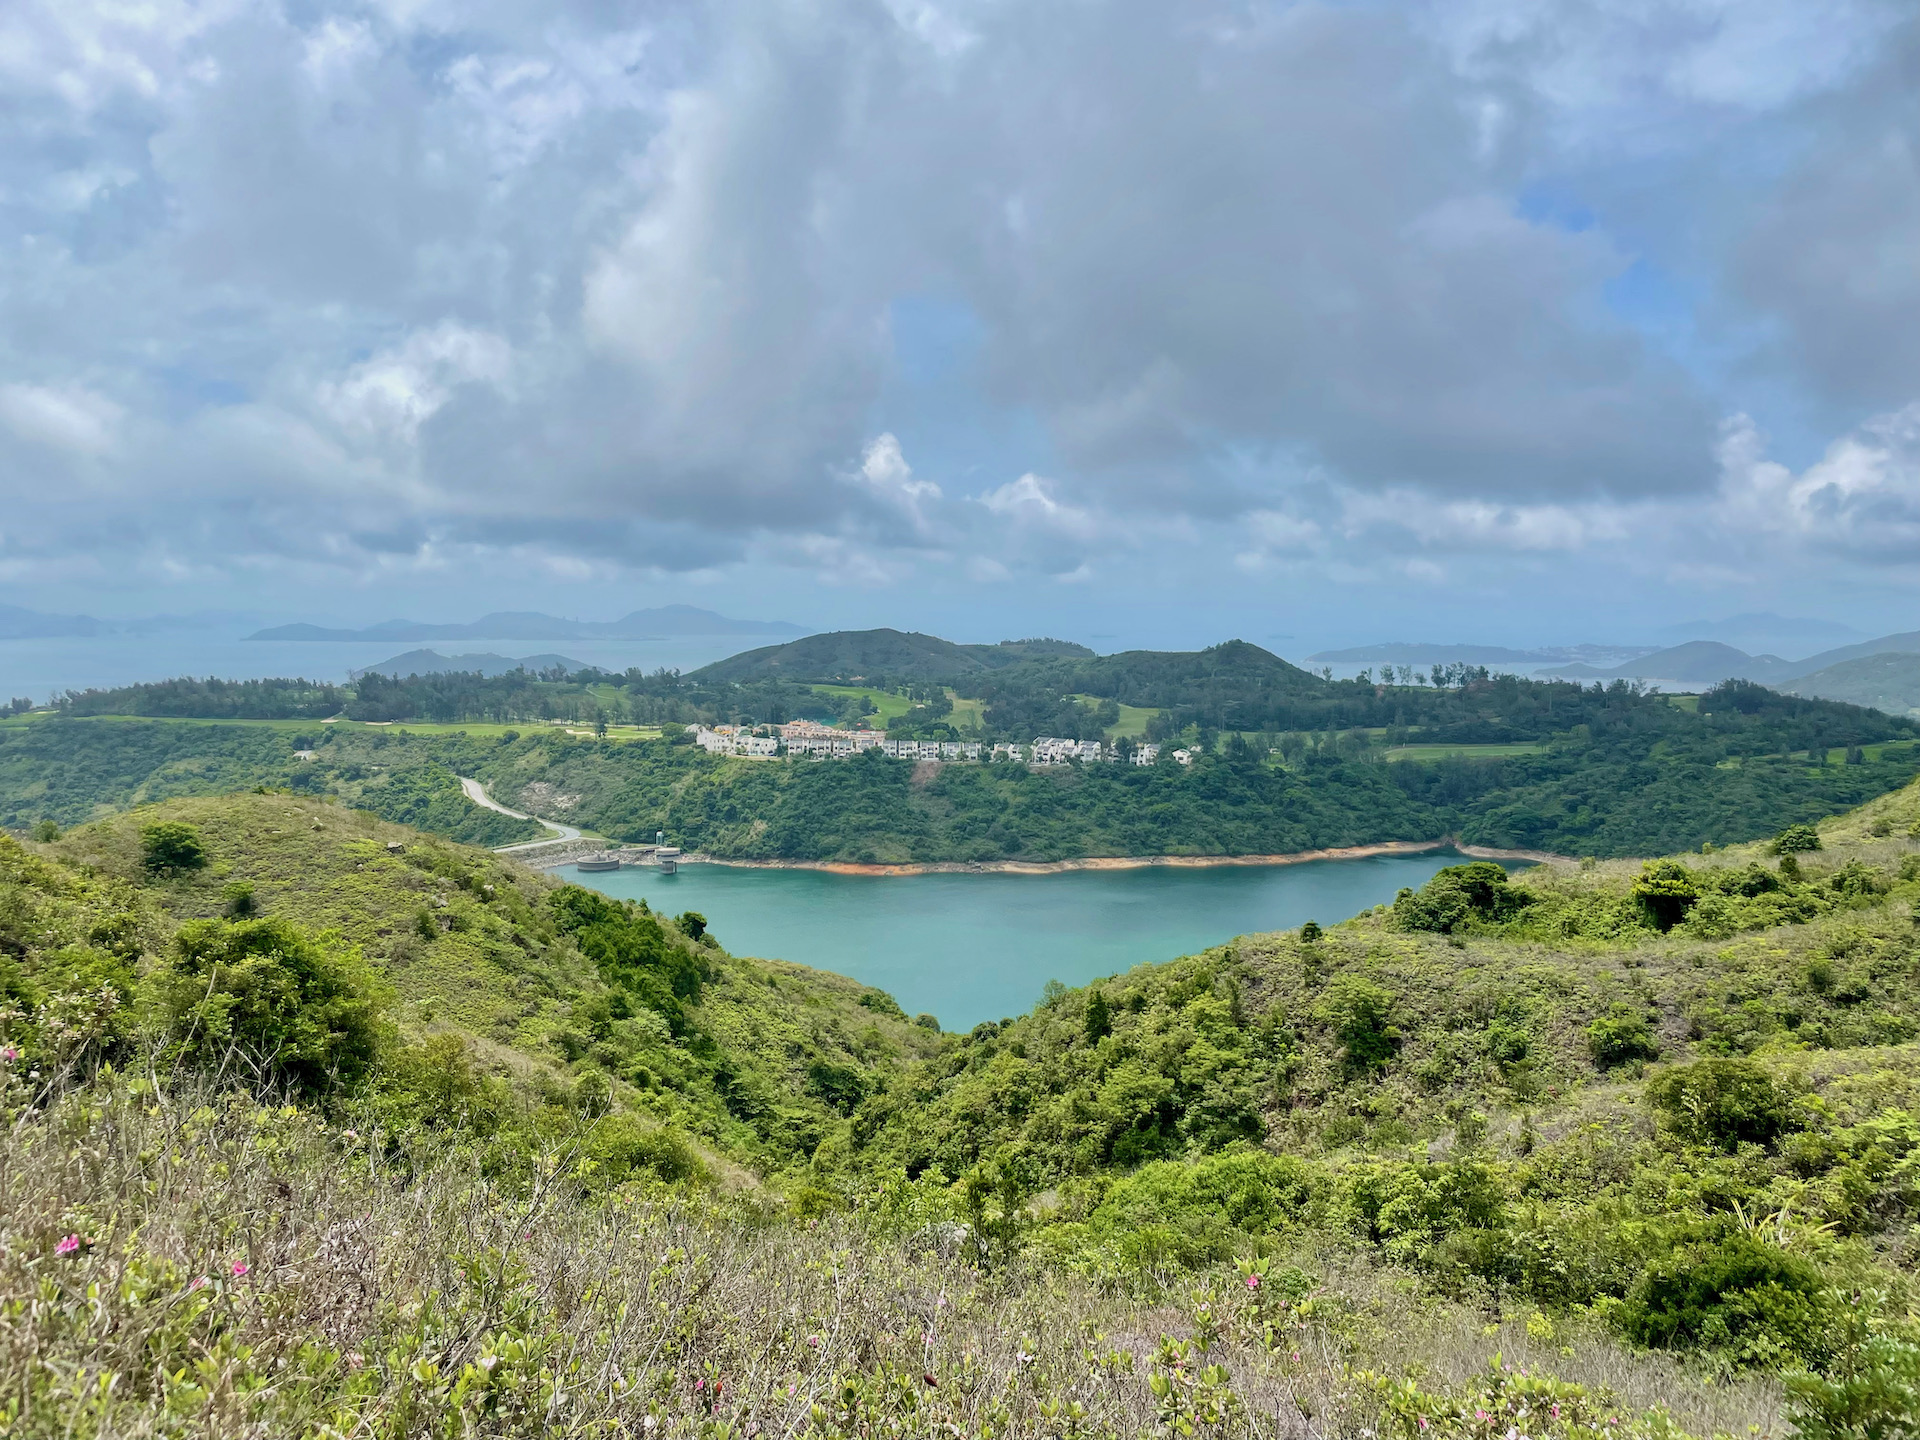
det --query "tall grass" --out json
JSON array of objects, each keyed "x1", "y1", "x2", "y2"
[{"x1": 0, "y1": 1071, "x2": 1780, "y2": 1438}]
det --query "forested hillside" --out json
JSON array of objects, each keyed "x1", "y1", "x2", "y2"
[{"x1": 5, "y1": 677, "x2": 1920, "y2": 858}]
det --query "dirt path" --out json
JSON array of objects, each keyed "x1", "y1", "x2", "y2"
[{"x1": 458, "y1": 776, "x2": 582, "y2": 848}]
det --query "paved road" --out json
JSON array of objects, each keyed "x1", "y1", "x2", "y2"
[{"x1": 458, "y1": 776, "x2": 583, "y2": 849}]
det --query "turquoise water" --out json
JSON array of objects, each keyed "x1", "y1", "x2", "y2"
[{"x1": 570, "y1": 852, "x2": 1497, "y2": 1030}]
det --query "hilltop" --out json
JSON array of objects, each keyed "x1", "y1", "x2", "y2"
[{"x1": 692, "y1": 628, "x2": 1095, "y2": 683}]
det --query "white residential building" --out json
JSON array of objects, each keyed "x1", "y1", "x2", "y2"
[{"x1": 1131, "y1": 743, "x2": 1160, "y2": 765}]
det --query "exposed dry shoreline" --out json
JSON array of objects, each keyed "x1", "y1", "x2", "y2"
[{"x1": 682, "y1": 838, "x2": 1567, "y2": 877}]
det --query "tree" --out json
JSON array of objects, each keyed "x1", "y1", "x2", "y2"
[
  {"x1": 141, "y1": 821, "x2": 208, "y2": 875},
  {"x1": 1775, "y1": 823, "x2": 1823, "y2": 854},
  {"x1": 1085, "y1": 989, "x2": 1112, "y2": 1043},
  {"x1": 1632, "y1": 860, "x2": 1699, "y2": 931}
]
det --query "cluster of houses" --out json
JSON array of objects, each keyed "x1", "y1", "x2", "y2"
[{"x1": 690, "y1": 720, "x2": 1184, "y2": 767}]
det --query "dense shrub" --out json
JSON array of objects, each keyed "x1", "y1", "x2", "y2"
[
  {"x1": 1776, "y1": 824, "x2": 1824, "y2": 854},
  {"x1": 1618, "y1": 1233, "x2": 1833, "y2": 1367},
  {"x1": 140, "y1": 820, "x2": 208, "y2": 874},
  {"x1": 1392, "y1": 863, "x2": 1532, "y2": 934},
  {"x1": 156, "y1": 917, "x2": 387, "y2": 1094},
  {"x1": 1632, "y1": 861, "x2": 1700, "y2": 932},
  {"x1": 1587, "y1": 1005, "x2": 1661, "y2": 1069},
  {"x1": 1317, "y1": 975, "x2": 1400, "y2": 1071},
  {"x1": 1645, "y1": 1058, "x2": 1796, "y2": 1151}
]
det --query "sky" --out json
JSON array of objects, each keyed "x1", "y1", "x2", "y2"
[{"x1": 2, "y1": 0, "x2": 1919, "y2": 654}]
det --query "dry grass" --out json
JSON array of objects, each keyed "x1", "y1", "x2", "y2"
[{"x1": 0, "y1": 1075, "x2": 1782, "y2": 1439}]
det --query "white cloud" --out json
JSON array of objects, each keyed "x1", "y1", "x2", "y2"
[
  {"x1": 316, "y1": 323, "x2": 512, "y2": 448},
  {"x1": 1342, "y1": 489, "x2": 1631, "y2": 552},
  {"x1": 1717, "y1": 404, "x2": 1920, "y2": 558},
  {"x1": 0, "y1": 382, "x2": 123, "y2": 456},
  {"x1": 977, "y1": 473, "x2": 1098, "y2": 541}
]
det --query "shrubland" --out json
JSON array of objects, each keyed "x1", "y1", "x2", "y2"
[{"x1": 12, "y1": 778, "x2": 1920, "y2": 1433}]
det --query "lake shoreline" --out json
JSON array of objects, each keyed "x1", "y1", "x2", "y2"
[{"x1": 679, "y1": 837, "x2": 1565, "y2": 877}]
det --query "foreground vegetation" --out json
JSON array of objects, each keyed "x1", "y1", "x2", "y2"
[{"x1": 14, "y1": 770, "x2": 1920, "y2": 1431}]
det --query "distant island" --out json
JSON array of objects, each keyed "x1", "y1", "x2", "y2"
[
  {"x1": 348, "y1": 650, "x2": 587, "y2": 680},
  {"x1": 246, "y1": 604, "x2": 809, "y2": 643}
]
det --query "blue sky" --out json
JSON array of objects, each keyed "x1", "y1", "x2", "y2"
[{"x1": 1, "y1": 0, "x2": 1918, "y2": 656}]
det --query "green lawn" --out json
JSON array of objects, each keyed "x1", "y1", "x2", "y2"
[
  {"x1": 1066, "y1": 695, "x2": 1160, "y2": 740},
  {"x1": 810, "y1": 684, "x2": 915, "y2": 724},
  {"x1": 1383, "y1": 742, "x2": 1549, "y2": 763}
]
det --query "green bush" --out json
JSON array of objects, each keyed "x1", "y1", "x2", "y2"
[
  {"x1": 140, "y1": 820, "x2": 208, "y2": 875},
  {"x1": 1776, "y1": 823, "x2": 1824, "y2": 854},
  {"x1": 1317, "y1": 975, "x2": 1400, "y2": 1071},
  {"x1": 1391, "y1": 863, "x2": 1532, "y2": 934},
  {"x1": 156, "y1": 917, "x2": 388, "y2": 1095},
  {"x1": 581, "y1": 1114, "x2": 705, "y2": 1187},
  {"x1": 1588, "y1": 1005, "x2": 1661, "y2": 1069},
  {"x1": 1646, "y1": 1058, "x2": 1795, "y2": 1151},
  {"x1": 1786, "y1": 1334, "x2": 1920, "y2": 1440},
  {"x1": 1618, "y1": 1233, "x2": 1833, "y2": 1368}
]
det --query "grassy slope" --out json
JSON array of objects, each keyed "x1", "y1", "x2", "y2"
[{"x1": 34, "y1": 793, "x2": 941, "y2": 1172}]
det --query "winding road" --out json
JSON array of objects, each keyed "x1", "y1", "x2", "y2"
[{"x1": 458, "y1": 776, "x2": 582, "y2": 850}]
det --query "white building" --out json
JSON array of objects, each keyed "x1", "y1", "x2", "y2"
[{"x1": 1131, "y1": 743, "x2": 1160, "y2": 765}]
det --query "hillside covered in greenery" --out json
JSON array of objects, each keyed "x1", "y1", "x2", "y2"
[
  {"x1": 13, "y1": 768, "x2": 1920, "y2": 1431},
  {"x1": 6, "y1": 668, "x2": 1917, "y2": 860}
]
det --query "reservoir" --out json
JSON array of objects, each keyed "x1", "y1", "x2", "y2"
[{"x1": 570, "y1": 851, "x2": 1497, "y2": 1030}]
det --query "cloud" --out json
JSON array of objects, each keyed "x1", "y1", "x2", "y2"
[
  {"x1": 1717, "y1": 405, "x2": 1920, "y2": 560},
  {"x1": 316, "y1": 323, "x2": 513, "y2": 449},
  {"x1": 0, "y1": 383, "x2": 123, "y2": 456},
  {"x1": 0, "y1": 0, "x2": 1913, "y2": 608}
]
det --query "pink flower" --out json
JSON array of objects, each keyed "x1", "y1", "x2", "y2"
[
  {"x1": 230, "y1": 1261, "x2": 249, "y2": 1277},
  {"x1": 1476, "y1": 1410, "x2": 1489, "y2": 1422},
  {"x1": 1246, "y1": 1274, "x2": 1261, "y2": 1290},
  {"x1": 1551, "y1": 1406, "x2": 1560, "y2": 1419},
  {"x1": 189, "y1": 1276, "x2": 208, "y2": 1291},
  {"x1": 1418, "y1": 1419, "x2": 1428, "y2": 1431},
  {"x1": 54, "y1": 1235, "x2": 80, "y2": 1257},
  {"x1": 1, "y1": 1046, "x2": 17, "y2": 1062},
  {"x1": 1290, "y1": 1351, "x2": 1301, "y2": 1363}
]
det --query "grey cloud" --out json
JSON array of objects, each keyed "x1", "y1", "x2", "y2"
[
  {"x1": 1730, "y1": 19, "x2": 1920, "y2": 413},
  {"x1": 0, "y1": 0, "x2": 1910, "y2": 601}
]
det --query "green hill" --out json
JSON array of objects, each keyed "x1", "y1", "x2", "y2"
[
  {"x1": 17, "y1": 780, "x2": 1920, "y2": 1432},
  {"x1": 1785, "y1": 650, "x2": 1920, "y2": 715},
  {"x1": 692, "y1": 628, "x2": 1095, "y2": 683},
  {"x1": 16, "y1": 792, "x2": 939, "y2": 1178}
]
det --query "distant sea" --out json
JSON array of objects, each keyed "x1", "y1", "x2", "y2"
[{"x1": 0, "y1": 635, "x2": 762, "y2": 702}]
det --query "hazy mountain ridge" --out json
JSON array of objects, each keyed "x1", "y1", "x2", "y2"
[{"x1": 1784, "y1": 652, "x2": 1920, "y2": 716}]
